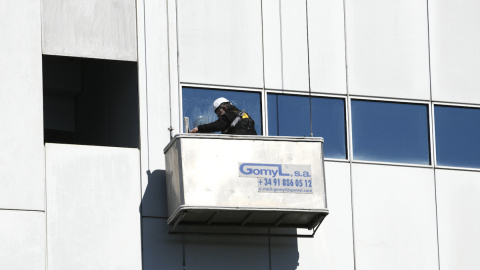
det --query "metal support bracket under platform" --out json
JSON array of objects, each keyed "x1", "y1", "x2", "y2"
[{"x1": 167, "y1": 207, "x2": 328, "y2": 238}]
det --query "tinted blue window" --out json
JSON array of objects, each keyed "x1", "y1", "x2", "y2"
[
  {"x1": 351, "y1": 100, "x2": 430, "y2": 164},
  {"x1": 268, "y1": 94, "x2": 347, "y2": 159},
  {"x1": 183, "y1": 87, "x2": 262, "y2": 134},
  {"x1": 312, "y1": 98, "x2": 347, "y2": 159},
  {"x1": 435, "y1": 105, "x2": 480, "y2": 168}
]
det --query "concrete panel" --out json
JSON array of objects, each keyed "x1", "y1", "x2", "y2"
[
  {"x1": 307, "y1": 0, "x2": 347, "y2": 94},
  {"x1": 429, "y1": 0, "x2": 480, "y2": 104},
  {"x1": 167, "y1": 0, "x2": 181, "y2": 137},
  {"x1": 184, "y1": 233, "x2": 269, "y2": 270},
  {"x1": 345, "y1": 0, "x2": 430, "y2": 100},
  {"x1": 351, "y1": 164, "x2": 438, "y2": 270},
  {"x1": 46, "y1": 144, "x2": 142, "y2": 270},
  {"x1": 136, "y1": 0, "x2": 150, "y2": 225},
  {"x1": 280, "y1": 0, "x2": 309, "y2": 91},
  {"x1": 177, "y1": 0, "x2": 263, "y2": 88},
  {"x1": 436, "y1": 169, "x2": 480, "y2": 270},
  {"x1": 140, "y1": 0, "x2": 172, "y2": 218},
  {"x1": 41, "y1": 0, "x2": 137, "y2": 61},
  {"x1": 270, "y1": 162, "x2": 354, "y2": 270},
  {"x1": 0, "y1": 210, "x2": 45, "y2": 270},
  {"x1": 0, "y1": 0, "x2": 45, "y2": 211},
  {"x1": 262, "y1": 0, "x2": 310, "y2": 91},
  {"x1": 142, "y1": 217, "x2": 183, "y2": 270},
  {"x1": 262, "y1": 0, "x2": 283, "y2": 90}
]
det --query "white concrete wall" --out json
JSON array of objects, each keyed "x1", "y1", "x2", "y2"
[
  {"x1": 345, "y1": 0, "x2": 430, "y2": 100},
  {"x1": 142, "y1": 218, "x2": 183, "y2": 270},
  {"x1": 0, "y1": 0, "x2": 45, "y2": 211},
  {"x1": 351, "y1": 164, "x2": 438, "y2": 270},
  {"x1": 45, "y1": 144, "x2": 142, "y2": 270},
  {"x1": 0, "y1": 210, "x2": 46, "y2": 270},
  {"x1": 137, "y1": 0, "x2": 175, "y2": 218},
  {"x1": 429, "y1": 0, "x2": 480, "y2": 104},
  {"x1": 2, "y1": 0, "x2": 480, "y2": 270},
  {"x1": 262, "y1": 0, "x2": 346, "y2": 93},
  {"x1": 184, "y1": 234, "x2": 270, "y2": 270},
  {"x1": 41, "y1": 0, "x2": 137, "y2": 61},
  {"x1": 270, "y1": 162, "x2": 354, "y2": 270},
  {"x1": 177, "y1": 0, "x2": 264, "y2": 88},
  {"x1": 436, "y1": 169, "x2": 480, "y2": 270},
  {"x1": 307, "y1": 0, "x2": 347, "y2": 94}
]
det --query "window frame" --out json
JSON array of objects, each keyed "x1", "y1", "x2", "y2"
[
  {"x1": 180, "y1": 84, "x2": 265, "y2": 135},
  {"x1": 348, "y1": 96, "x2": 433, "y2": 167},
  {"x1": 432, "y1": 101, "x2": 480, "y2": 171},
  {"x1": 265, "y1": 89, "x2": 349, "y2": 161}
]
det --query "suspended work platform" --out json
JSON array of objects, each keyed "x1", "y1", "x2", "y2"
[{"x1": 163, "y1": 134, "x2": 328, "y2": 237}]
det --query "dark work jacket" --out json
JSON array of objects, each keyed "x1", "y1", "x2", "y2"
[{"x1": 197, "y1": 105, "x2": 257, "y2": 135}]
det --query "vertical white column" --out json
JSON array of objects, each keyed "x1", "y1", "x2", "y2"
[{"x1": 0, "y1": 0, "x2": 44, "y2": 211}]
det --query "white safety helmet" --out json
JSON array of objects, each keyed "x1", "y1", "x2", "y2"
[{"x1": 213, "y1": 97, "x2": 229, "y2": 110}]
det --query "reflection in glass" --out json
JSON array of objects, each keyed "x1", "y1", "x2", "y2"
[
  {"x1": 182, "y1": 87, "x2": 262, "y2": 134},
  {"x1": 268, "y1": 94, "x2": 347, "y2": 159},
  {"x1": 351, "y1": 100, "x2": 430, "y2": 165},
  {"x1": 435, "y1": 105, "x2": 480, "y2": 168}
]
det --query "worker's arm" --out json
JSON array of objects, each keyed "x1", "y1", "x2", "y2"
[{"x1": 195, "y1": 116, "x2": 230, "y2": 133}]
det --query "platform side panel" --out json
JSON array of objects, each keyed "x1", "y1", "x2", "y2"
[
  {"x1": 178, "y1": 137, "x2": 326, "y2": 210},
  {"x1": 166, "y1": 139, "x2": 183, "y2": 218}
]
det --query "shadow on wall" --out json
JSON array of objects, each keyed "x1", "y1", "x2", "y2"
[
  {"x1": 269, "y1": 232, "x2": 301, "y2": 270},
  {"x1": 140, "y1": 170, "x2": 168, "y2": 217},
  {"x1": 140, "y1": 169, "x2": 301, "y2": 269}
]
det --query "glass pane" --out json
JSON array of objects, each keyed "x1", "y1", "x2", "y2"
[
  {"x1": 267, "y1": 94, "x2": 279, "y2": 136},
  {"x1": 182, "y1": 87, "x2": 262, "y2": 134},
  {"x1": 351, "y1": 100, "x2": 430, "y2": 165},
  {"x1": 435, "y1": 105, "x2": 480, "y2": 168},
  {"x1": 312, "y1": 97, "x2": 347, "y2": 159},
  {"x1": 267, "y1": 93, "x2": 347, "y2": 159},
  {"x1": 269, "y1": 94, "x2": 310, "y2": 137}
]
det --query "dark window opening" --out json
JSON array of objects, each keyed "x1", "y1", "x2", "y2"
[{"x1": 42, "y1": 55, "x2": 139, "y2": 148}]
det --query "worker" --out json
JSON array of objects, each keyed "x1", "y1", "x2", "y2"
[{"x1": 190, "y1": 97, "x2": 257, "y2": 135}]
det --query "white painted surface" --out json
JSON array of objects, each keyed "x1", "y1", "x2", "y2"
[
  {"x1": 46, "y1": 144, "x2": 142, "y2": 270},
  {"x1": 436, "y1": 169, "x2": 480, "y2": 270},
  {"x1": 140, "y1": 0, "x2": 172, "y2": 217},
  {"x1": 168, "y1": 0, "x2": 181, "y2": 137},
  {"x1": 177, "y1": 0, "x2": 263, "y2": 88},
  {"x1": 0, "y1": 210, "x2": 45, "y2": 270},
  {"x1": 136, "y1": 0, "x2": 150, "y2": 222},
  {"x1": 262, "y1": 0, "x2": 310, "y2": 91},
  {"x1": 262, "y1": 0, "x2": 283, "y2": 90},
  {"x1": 184, "y1": 233, "x2": 269, "y2": 270},
  {"x1": 351, "y1": 164, "x2": 438, "y2": 270},
  {"x1": 345, "y1": 0, "x2": 430, "y2": 100},
  {"x1": 270, "y1": 162, "x2": 354, "y2": 270},
  {"x1": 0, "y1": 0, "x2": 45, "y2": 211},
  {"x1": 280, "y1": 0, "x2": 310, "y2": 91},
  {"x1": 41, "y1": 0, "x2": 137, "y2": 61},
  {"x1": 307, "y1": 0, "x2": 347, "y2": 94},
  {"x1": 429, "y1": 0, "x2": 480, "y2": 104},
  {"x1": 142, "y1": 217, "x2": 183, "y2": 270}
]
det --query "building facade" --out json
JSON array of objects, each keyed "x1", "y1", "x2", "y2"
[{"x1": 1, "y1": 0, "x2": 480, "y2": 269}]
